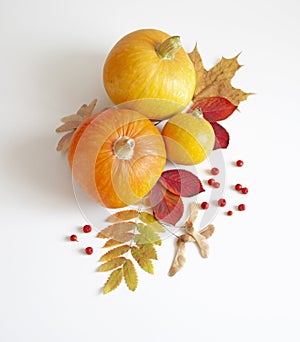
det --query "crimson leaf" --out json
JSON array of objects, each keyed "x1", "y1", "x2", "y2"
[
  {"x1": 150, "y1": 182, "x2": 184, "y2": 226},
  {"x1": 211, "y1": 122, "x2": 230, "y2": 149},
  {"x1": 159, "y1": 169, "x2": 204, "y2": 197},
  {"x1": 190, "y1": 96, "x2": 237, "y2": 122}
]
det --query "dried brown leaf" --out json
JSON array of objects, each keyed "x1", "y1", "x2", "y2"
[
  {"x1": 97, "y1": 222, "x2": 136, "y2": 242},
  {"x1": 106, "y1": 210, "x2": 139, "y2": 223},
  {"x1": 189, "y1": 45, "x2": 252, "y2": 106},
  {"x1": 103, "y1": 268, "x2": 123, "y2": 294},
  {"x1": 56, "y1": 132, "x2": 73, "y2": 152},
  {"x1": 123, "y1": 259, "x2": 138, "y2": 291},
  {"x1": 98, "y1": 257, "x2": 126, "y2": 272},
  {"x1": 100, "y1": 245, "x2": 130, "y2": 262}
]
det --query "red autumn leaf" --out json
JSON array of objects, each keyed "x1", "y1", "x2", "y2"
[
  {"x1": 191, "y1": 97, "x2": 237, "y2": 122},
  {"x1": 211, "y1": 122, "x2": 230, "y2": 149},
  {"x1": 150, "y1": 182, "x2": 184, "y2": 226},
  {"x1": 159, "y1": 169, "x2": 204, "y2": 197}
]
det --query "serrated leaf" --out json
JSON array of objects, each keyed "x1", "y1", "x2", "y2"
[
  {"x1": 102, "y1": 239, "x2": 123, "y2": 248},
  {"x1": 98, "y1": 257, "x2": 126, "y2": 272},
  {"x1": 55, "y1": 120, "x2": 81, "y2": 132},
  {"x1": 100, "y1": 245, "x2": 130, "y2": 262},
  {"x1": 139, "y1": 244, "x2": 158, "y2": 260},
  {"x1": 150, "y1": 182, "x2": 184, "y2": 226},
  {"x1": 97, "y1": 222, "x2": 136, "y2": 242},
  {"x1": 103, "y1": 268, "x2": 123, "y2": 294},
  {"x1": 189, "y1": 46, "x2": 252, "y2": 106},
  {"x1": 134, "y1": 223, "x2": 161, "y2": 246},
  {"x1": 200, "y1": 224, "x2": 215, "y2": 239},
  {"x1": 190, "y1": 97, "x2": 237, "y2": 122},
  {"x1": 123, "y1": 259, "x2": 138, "y2": 291},
  {"x1": 131, "y1": 246, "x2": 154, "y2": 274},
  {"x1": 211, "y1": 122, "x2": 230, "y2": 150},
  {"x1": 56, "y1": 131, "x2": 73, "y2": 152},
  {"x1": 139, "y1": 212, "x2": 165, "y2": 232},
  {"x1": 106, "y1": 210, "x2": 139, "y2": 223},
  {"x1": 159, "y1": 169, "x2": 204, "y2": 197}
]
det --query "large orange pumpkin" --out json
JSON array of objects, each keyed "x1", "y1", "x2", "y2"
[
  {"x1": 103, "y1": 29, "x2": 196, "y2": 120},
  {"x1": 68, "y1": 108, "x2": 166, "y2": 208}
]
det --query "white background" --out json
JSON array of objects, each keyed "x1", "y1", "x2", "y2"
[{"x1": 1, "y1": 0, "x2": 299, "y2": 341}]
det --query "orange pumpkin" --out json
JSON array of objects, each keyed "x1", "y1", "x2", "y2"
[
  {"x1": 68, "y1": 108, "x2": 166, "y2": 208},
  {"x1": 103, "y1": 29, "x2": 196, "y2": 120}
]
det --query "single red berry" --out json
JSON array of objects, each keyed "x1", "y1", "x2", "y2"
[
  {"x1": 208, "y1": 178, "x2": 215, "y2": 186},
  {"x1": 213, "y1": 182, "x2": 220, "y2": 188},
  {"x1": 83, "y1": 224, "x2": 92, "y2": 233},
  {"x1": 238, "y1": 204, "x2": 246, "y2": 211},
  {"x1": 70, "y1": 234, "x2": 78, "y2": 242},
  {"x1": 201, "y1": 201, "x2": 209, "y2": 210},
  {"x1": 236, "y1": 160, "x2": 244, "y2": 167},
  {"x1": 227, "y1": 210, "x2": 233, "y2": 216},
  {"x1": 218, "y1": 198, "x2": 226, "y2": 207},
  {"x1": 241, "y1": 187, "x2": 248, "y2": 194},
  {"x1": 235, "y1": 183, "x2": 242, "y2": 191},
  {"x1": 211, "y1": 167, "x2": 219, "y2": 175},
  {"x1": 85, "y1": 247, "x2": 93, "y2": 255}
]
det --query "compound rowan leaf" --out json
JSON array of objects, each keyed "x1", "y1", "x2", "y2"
[
  {"x1": 131, "y1": 246, "x2": 154, "y2": 274},
  {"x1": 102, "y1": 239, "x2": 123, "y2": 248},
  {"x1": 106, "y1": 210, "x2": 139, "y2": 223},
  {"x1": 190, "y1": 97, "x2": 237, "y2": 122},
  {"x1": 100, "y1": 245, "x2": 131, "y2": 262},
  {"x1": 150, "y1": 182, "x2": 184, "y2": 226},
  {"x1": 135, "y1": 223, "x2": 161, "y2": 246},
  {"x1": 123, "y1": 259, "x2": 138, "y2": 291},
  {"x1": 103, "y1": 268, "x2": 123, "y2": 294},
  {"x1": 98, "y1": 257, "x2": 126, "y2": 272},
  {"x1": 189, "y1": 45, "x2": 252, "y2": 106},
  {"x1": 139, "y1": 212, "x2": 165, "y2": 232},
  {"x1": 211, "y1": 122, "x2": 230, "y2": 150},
  {"x1": 159, "y1": 169, "x2": 204, "y2": 197}
]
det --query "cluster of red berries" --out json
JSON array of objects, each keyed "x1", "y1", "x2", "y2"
[
  {"x1": 69, "y1": 224, "x2": 94, "y2": 255},
  {"x1": 200, "y1": 160, "x2": 248, "y2": 215}
]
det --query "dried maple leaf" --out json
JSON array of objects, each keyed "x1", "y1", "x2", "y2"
[
  {"x1": 56, "y1": 99, "x2": 97, "y2": 152},
  {"x1": 189, "y1": 45, "x2": 253, "y2": 106}
]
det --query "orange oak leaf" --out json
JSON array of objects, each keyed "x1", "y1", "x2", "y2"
[{"x1": 189, "y1": 45, "x2": 252, "y2": 106}]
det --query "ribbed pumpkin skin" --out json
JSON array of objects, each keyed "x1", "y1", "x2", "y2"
[
  {"x1": 68, "y1": 108, "x2": 166, "y2": 208},
  {"x1": 103, "y1": 29, "x2": 196, "y2": 120}
]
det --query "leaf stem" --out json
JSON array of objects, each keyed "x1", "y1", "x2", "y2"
[{"x1": 156, "y1": 36, "x2": 182, "y2": 60}]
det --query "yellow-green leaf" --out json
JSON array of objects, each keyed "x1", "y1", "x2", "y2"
[
  {"x1": 100, "y1": 245, "x2": 130, "y2": 262},
  {"x1": 106, "y1": 210, "x2": 139, "y2": 223},
  {"x1": 135, "y1": 223, "x2": 161, "y2": 246},
  {"x1": 139, "y1": 212, "x2": 165, "y2": 232},
  {"x1": 103, "y1": 268, "x2": 123, "y2": 294},
  {"x1": 123, "y1": 259, "x2": 138, "y2": 291},
  {"x1": 97, "y1": 222, "x2": 136, "y2": 242},
  {"x1": 139, "y1": 244, "x2": 157, "y2": 260},
  {"x1": 131, "y1": 246, "x2": 154, "y2": 274},
  {"x1": 98, "y1": 257, "x2": 126, "y2": 272}
]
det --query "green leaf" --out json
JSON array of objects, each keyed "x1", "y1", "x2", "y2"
[
  {"x1": 100, "y1": 245, "x2": 130, "y2": 262},
  {"x1": 106, "y1": 210, "x2": 139, "y2": 223},
  {"x1": 139, "y1": 212, "x2": 165, "y2": 232},
  {"x1": 131, "y1": 246, "x2": 154, "y2": 274},
  {"x1": 98, "y1": 257, "x2": 126, "y2": 272},
  {"x1": 135, "y1": 223, "x2": 161, "y2": 246},
  {"x1": 103, "y1": 268, "x2": 123, "y2": 294},
  {"x1": 123, "y1": 259, "x2": 138, "y2": 291},
  {"x1": 139, "y1": 244, "x2": 158, "y2": 260}
]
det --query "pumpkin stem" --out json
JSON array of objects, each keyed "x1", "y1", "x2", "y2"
[
  {"x1": 113, "y1": 136, "x2": 135, "y2": 160},
  {"x1": 192, "y1": 107, "x2": 204, "y2": 119},
  {"x1": 156, "y1": 36, "x2": 182, "y2": 60}
]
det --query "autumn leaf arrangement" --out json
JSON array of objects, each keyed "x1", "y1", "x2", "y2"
[{"x1": 56, "y1": 31, "x2": 252, "y2": 294}]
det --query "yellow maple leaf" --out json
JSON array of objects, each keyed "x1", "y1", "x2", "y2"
[{"x1": 189, "y1": 45, "x2": 253, "y2": 106}]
